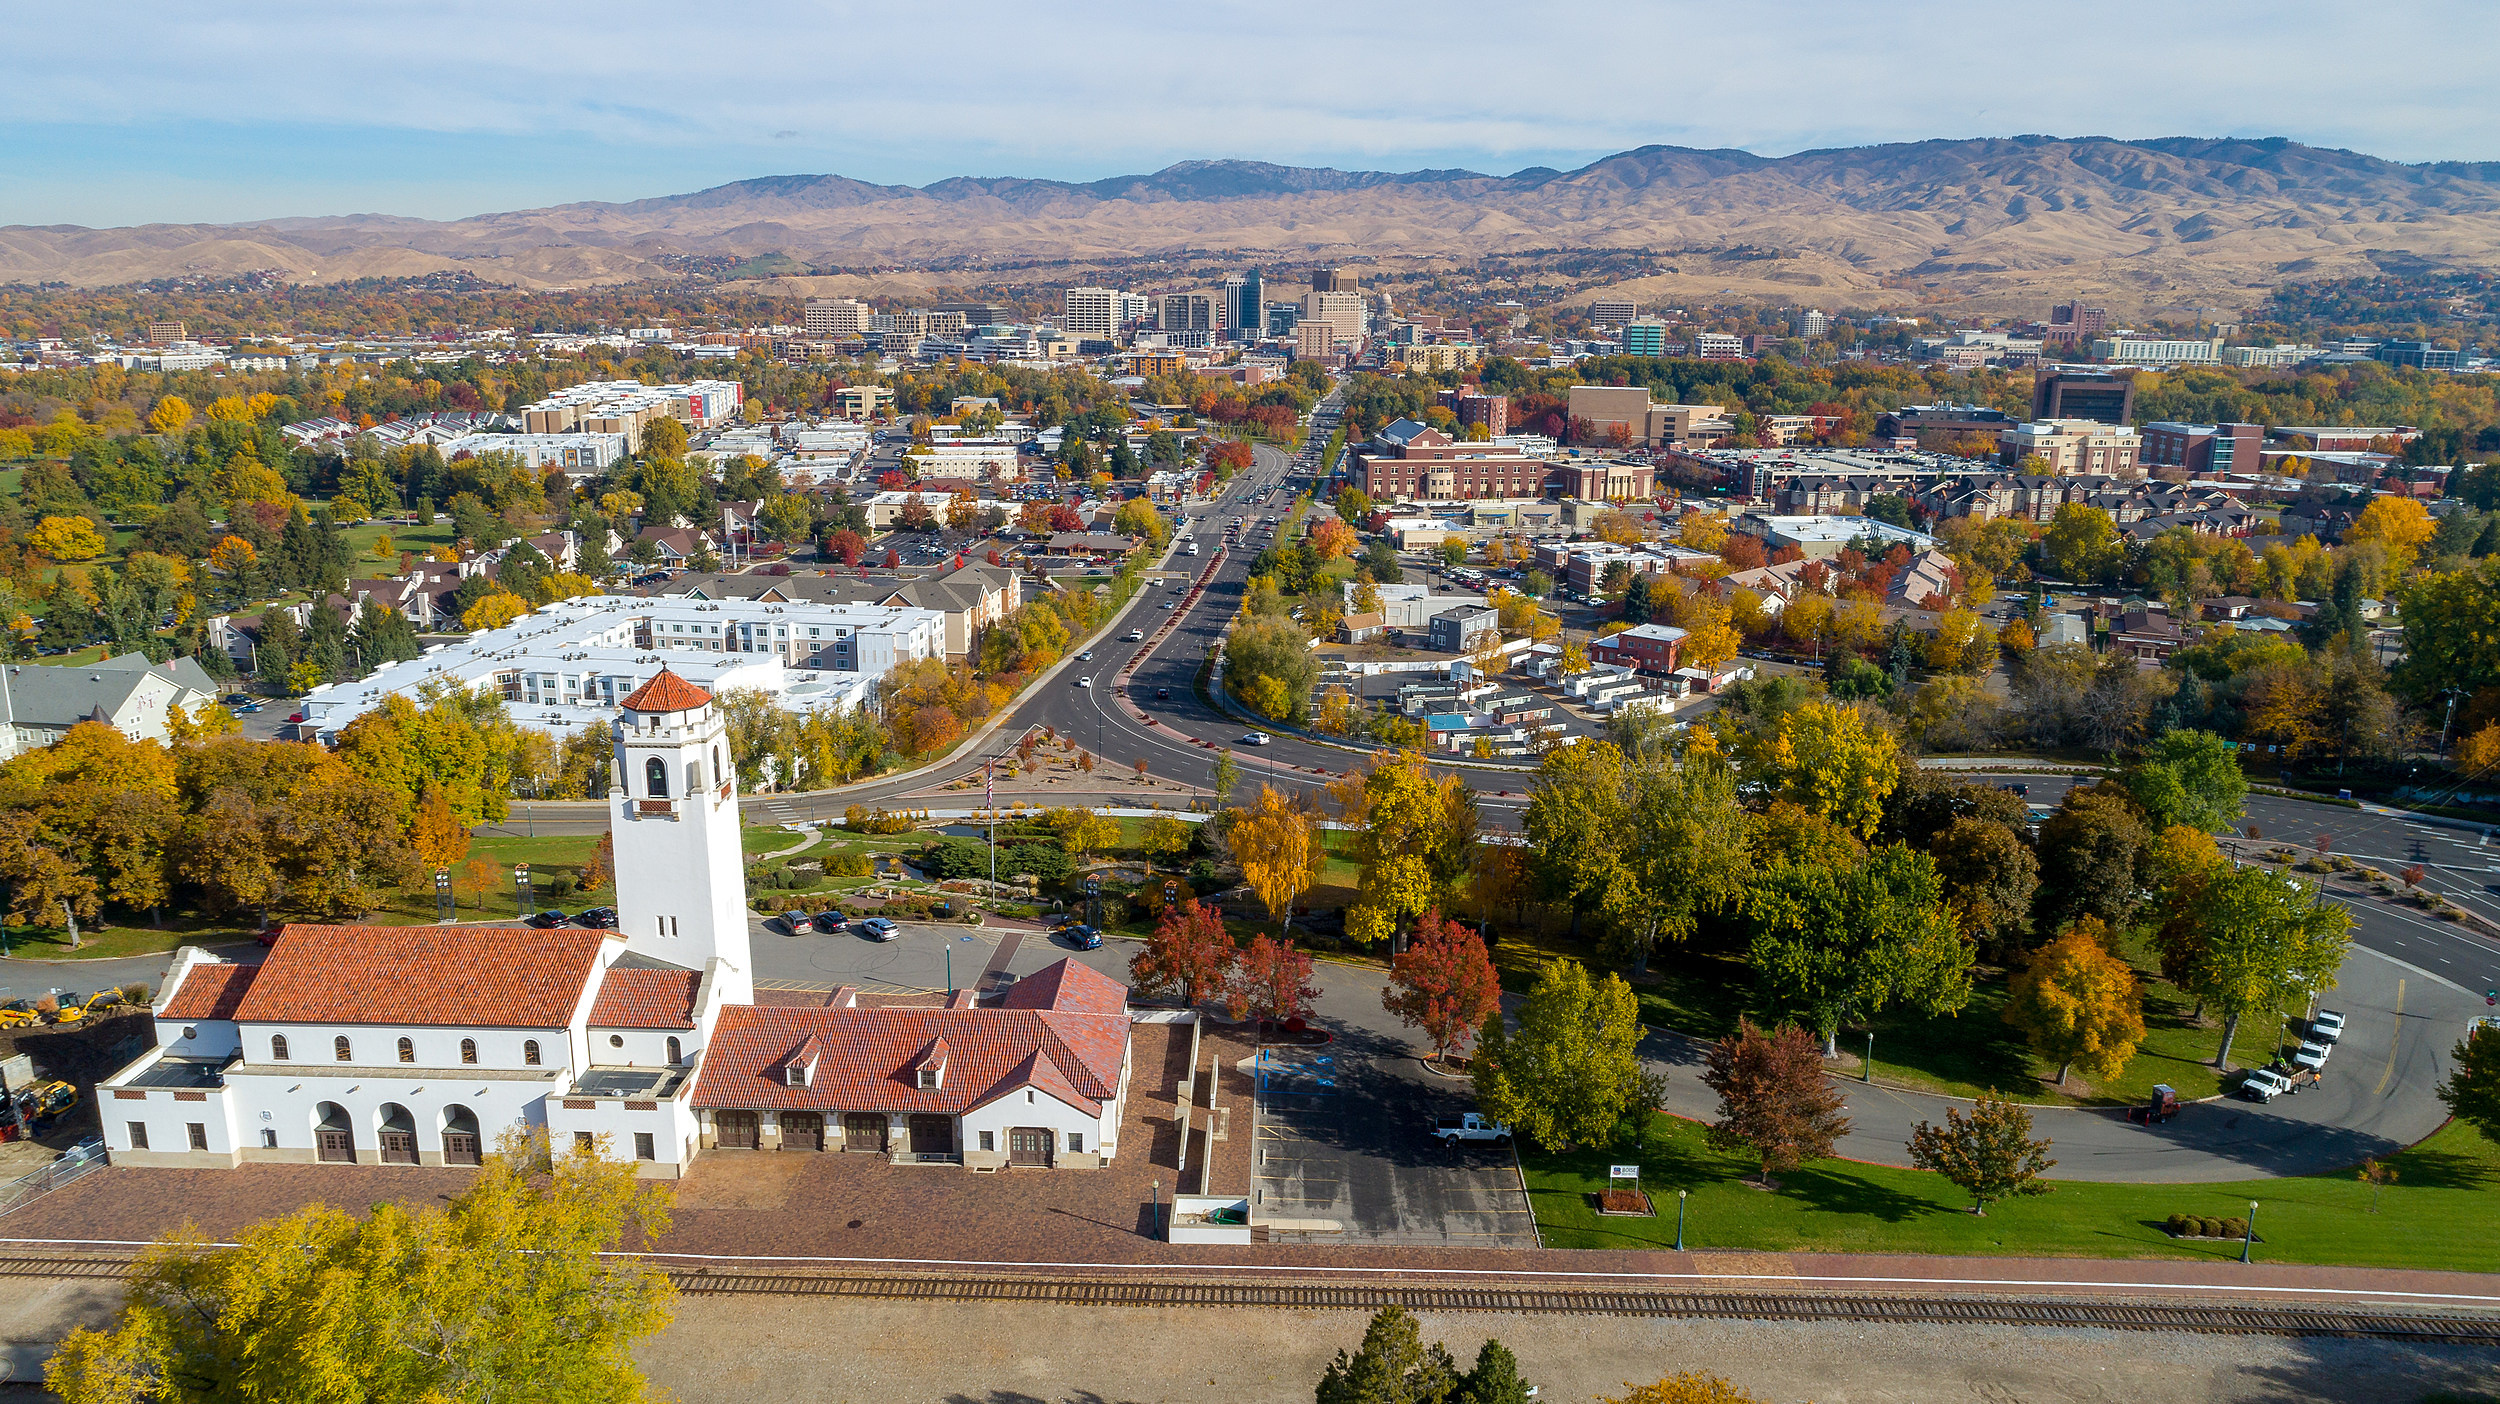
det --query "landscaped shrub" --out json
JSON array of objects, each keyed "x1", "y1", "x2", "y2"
[
  {"x1": 2219, "y1": 1217, "x2": 2247, "y2": 1239},
  {"x1": 844, "y1": 805, "x2": 918, "y2": 835},
  {"x1": 826, "y1": 850, "x2": 874, "y2": 878},
  {"x1": 919, "y1": 838, "x2": 990, "y2": 880},
  {"x1": 2197, "y1": 1217, "x2": 2223, "y2": 1238},
  {"x1": 1002, "y1": 842, "x2": 1073, "y2": 884},
  {"x1": 2165, "y1": 1213, "x2": 2188, "y2": 1236}
]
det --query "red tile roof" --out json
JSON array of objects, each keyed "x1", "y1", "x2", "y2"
[
  {"x1": 619, "y1": 667, "x2": 712, "y2": 713},
  {"x1": 234, "y1": 925, "x2": 604, "y2": 1028},
  {"x1": 997, "y1": 957, "x2": 1128, "y2": 1015},
  {"x1": 161, "y1": 962, "x2": 258, "y2": 1020},
  {"x1": 586, "y1": 967, "x2": 701, "y2": 1029},
  {"x1": 692, "y1": 1001, "x2": 1128, "y2": 1116}
]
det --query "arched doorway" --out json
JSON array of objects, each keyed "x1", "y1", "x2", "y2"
[
  {"x1": 377, "y1": 1104, "x2": 418, "y2": 1164},
  {"x1": 314, "y1": 1103, "x2": 354, "y2": 1163},
  {"x1": 440, "y1": 1106, "x2": 482, "y2": 1167}
]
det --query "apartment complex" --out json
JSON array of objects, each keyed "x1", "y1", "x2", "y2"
[
  {"x1": 521, "y1": 380, "x2": 745, "y2": 449},
  {"x1": 802, "y1": 299, "x2": 873, "y2": 338},
  {"x1": 1062, "y1": 287, "x2": 1121, "y2": 337},
  {"x1": 2001, "y1": 419, "x2": 2143, "y2": 475},
  {"x1": 2142, "y1": 421, "x2": 2264, "y2": 474}
]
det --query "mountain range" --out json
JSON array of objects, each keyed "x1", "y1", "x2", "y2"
[{"x1": 9, "y1": 136, "x2": 2500, "y2": 313}]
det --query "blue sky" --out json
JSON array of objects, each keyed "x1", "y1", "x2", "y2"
[{"x1": 6, "y1": 1, "x2": 2494, "y2": 227}]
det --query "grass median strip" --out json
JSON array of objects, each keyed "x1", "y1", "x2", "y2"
[{"x1": 1525, "y1": 1115, "x2": 2499, "y2": 1272}]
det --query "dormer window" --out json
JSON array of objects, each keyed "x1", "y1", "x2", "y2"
[
  {"x1": 785, "y1": 1062, "x2": 810, "y2": 1088},
  {"x1": 914, "y1": 1037, "x2": 950, "y2": 1091}
]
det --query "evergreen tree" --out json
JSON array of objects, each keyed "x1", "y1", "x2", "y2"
[
  {"x1": 255, "y1": 610, "x2": 299, "y2": 689},
  {"x1": 353, "y1": 598, "x2": 423, "y2": 668},
  {"x1": 498, "y1": 541, "x2": 550, "y2": 604},
  {"x1": 302, "y1": 605, "x2": 351, "y2": 683}
]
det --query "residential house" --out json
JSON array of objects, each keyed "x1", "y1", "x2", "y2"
[{"x1": 0, "y1": 654, "x2": 221, "y2": 760}]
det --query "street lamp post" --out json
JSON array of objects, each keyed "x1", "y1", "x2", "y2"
[
  {"x1": 1675, "y1": 1189, "x2": 1688, "y2": 1251},
  {"x1": 2240, "y1": 1200, "x2": 2259, "y2": 1263},
  {"x1": 1864, "y1": 1032, "x2": 1874, "y2": 1084}
]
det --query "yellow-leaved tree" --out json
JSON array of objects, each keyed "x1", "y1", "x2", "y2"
[
  {"x1": 146, "y1": 395, "x2": 193, "y2": 436},
  {"x1": 462, "y1": 590, "x2": 530, "y2": 632},
  {"x1": 1345, "y1": 751, "x2": 1476, "y2": 947},
  {"x1": 48, "y1": 1129, "x2": 674, "y2": 1403},
  {"x1": 1231, "y1": 784, "x2": 1321, "y2": 934},
  {"x1": 1762, "y1": 700, "x2": 1901, "y2": 838},
  {"x1": 28, "y1": 515, "x2": 107, "y2": 562},
  {"x1": 2002, "y1": 918, "x2": 2146, "y2": 1087}
]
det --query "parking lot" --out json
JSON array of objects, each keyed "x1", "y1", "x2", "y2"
[{"x1": 1251, "y1": 1020, "x2": 1538, "y2": 1248}]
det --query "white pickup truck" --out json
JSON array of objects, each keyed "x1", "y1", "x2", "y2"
[{"x1": 1433, "y1": 1112, "x2": 1513, "y2": 1145}]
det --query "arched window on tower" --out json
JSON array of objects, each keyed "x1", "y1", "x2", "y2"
[
  {"x1": 712, "y1": 745, "x2": 723, "y2": 788},
  {"x1": 645, "y1": 757, "x2": 668, "y2": 798}
]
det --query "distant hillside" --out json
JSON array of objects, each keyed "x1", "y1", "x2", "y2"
[{"x1": 8, "y1": 135, "x2": 2500, "y2": 313}]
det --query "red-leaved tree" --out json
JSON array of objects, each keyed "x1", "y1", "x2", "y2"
[
  {"x1": 1383, "y1": 908, "x2": 1502, "y2": 1064},
  {"x1": 1701, "y1": 1018, "x2": 1852, "y2": 1189},
  {"x1": 825, "y1": 529, "x2": 866, "y2": 565},
  {"x1": 1130, "y1": 897, "x2": 1234, "y2": 1007},
  {"x1": 881, "y1": 548, "x2": 901, "y2": 569},
  {"x1": 1227, "y1": 934, "x2": 1317, "y2": 1027}
]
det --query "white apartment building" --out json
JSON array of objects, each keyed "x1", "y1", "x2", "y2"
[
  {"x1": 440, "y1": 432, "x2": 628, "y2": 476},
  {"x1": 292, "y1": 593, "x2": 945, "y2": 740},
  {"x1": 2092, "y1": 336, "x2": 2225, "y2": 367},
  {"x1": 803, "y1": 299, "x2": 873, "y2": 338},
  {"x1": 1063, "y1": 287, "x2": 1122, "y2": 337},
  {"x1": 521, "y1": 380, "x2": 745, "y2": 446},
  {"x1": 100, "y1": 669, "x2": 1135, "y2": 1179}
]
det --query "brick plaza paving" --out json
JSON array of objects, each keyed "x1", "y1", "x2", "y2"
[{"x1": 4, "y1": 1021, "x2": 2497, "y2": 1309}]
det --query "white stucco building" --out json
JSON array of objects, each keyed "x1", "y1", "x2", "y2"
[
  {"x1": 293, "y1": 593, "x2": 946, "y2": 741},
  {"x1": 99, "y1": 668, "x2": 1133, "y2": 1177}
]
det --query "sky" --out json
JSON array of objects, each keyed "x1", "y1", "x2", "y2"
[{"x1": 6, "y1": 1, "x2": 2496, "y2": 228}]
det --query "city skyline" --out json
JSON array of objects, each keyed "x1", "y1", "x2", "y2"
[{"x1": 6, "y1": 0, "x2": 2494, "y2": 227}]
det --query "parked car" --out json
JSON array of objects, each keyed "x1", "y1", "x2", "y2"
[
  {"x1": 858, "y1": 917, "x2": 898, "y2": 940},
  {"x1": 2291, "y1": 1040, "x2": 2332, "y2": 1073},
  {"x1": 523, "y1": 910, "x2": 572, "y2": 930},
  {"x1": 2240, "y1": 1068, "x2": 2296, "y2": 1102},
  {"x1": 814, "y1": 910, "x2": 844, "y2": 931},
  {"x1": 2310, "y1": 1009, "x2": 2347, "y2": 1043},
  {"x1": 781, "y1": 912, "x2": 815, "y2": 935},
  {"x1": 1240, "y1": 731, "x2": 1272, "y2": 745},
  {"x1": 1064, "y1": 924, "x2": 1102, "y2": 950},
  {"x1": 1433, "y1": 1112, "x2": 1512, "y2": 1144}
]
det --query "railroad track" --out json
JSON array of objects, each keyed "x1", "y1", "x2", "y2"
[
  {"x1": 9, "y1": 1256, "x2": 2493, "y2": 1345},
  {"x1": 661, "y1": 1272, "x2": 2500, "y2": 1344}
]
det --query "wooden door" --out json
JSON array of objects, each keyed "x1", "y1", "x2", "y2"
[
  {"x1": 442, "y1": 1132, "x2": 481, "y2": 1166},
  {"x1": 1008, "y1": 1126, "x2": 1052, "y2": 1167},
  {"x1": 316, "y1": 1128, "x2": 354, "y2": 1163},
  {"x1": 378, "y1": 1130, "x2": 417, "y2": 1164},
  {"x1": 715, "y1": 1111, "x2": 759, "y2": 1150},
  {"x1": 843, "y1": 1114, "x2": 886, "y2": 1152},
  {"x1": 782, "y1": 1112, "x2": 823, "y2": 1152},
  {"x1": 908, "y1": 1114, "x2": 954, "y2": 1156}
]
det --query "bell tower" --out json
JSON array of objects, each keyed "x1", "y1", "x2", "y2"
[{"x1": 607, "y1": 668, "x2": 752, "y2": 1004}]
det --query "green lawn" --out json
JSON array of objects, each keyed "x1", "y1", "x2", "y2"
[
  {"x1": 1486, "y1": 919, "x2": 2289, "y2": 1109},
  {"x1": 1526, "y1": 1114, "x2": 2500, "y2": 1272}
]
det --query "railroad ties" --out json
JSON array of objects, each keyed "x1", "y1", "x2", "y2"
[{"x1": 658, "y1": 1271, "x2": 2500, "y2": 1345}]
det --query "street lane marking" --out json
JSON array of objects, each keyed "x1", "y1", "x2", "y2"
[{"x1": 2374, "y1": 978, "x2": 2405, "y2": 1097}]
